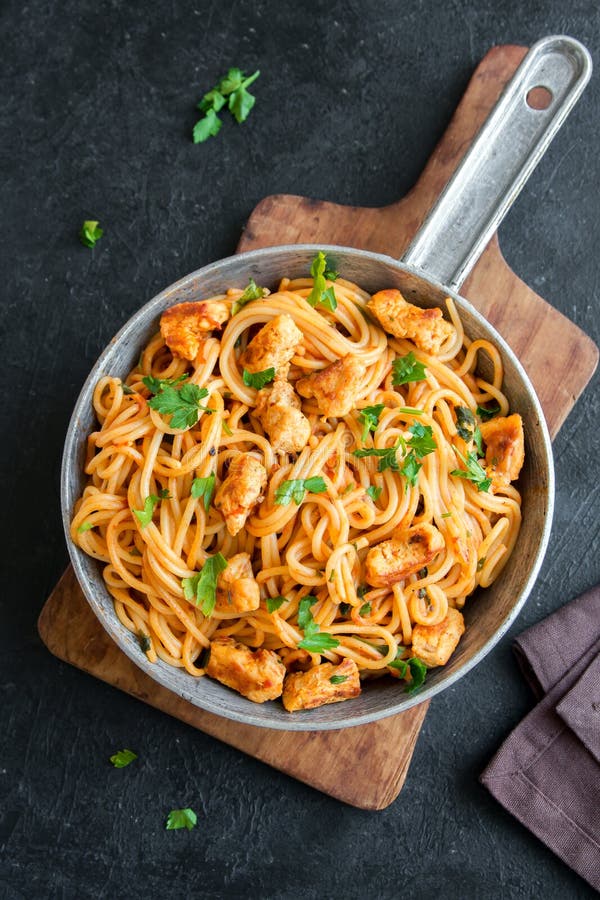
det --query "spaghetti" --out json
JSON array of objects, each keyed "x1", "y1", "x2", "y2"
[{"x1": 71, "y1": 264, "x2": 524, "y2": 711}]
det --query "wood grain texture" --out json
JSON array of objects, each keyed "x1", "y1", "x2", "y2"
[{"x1": 38, "y1": 44, "x2": 598, "y2": 811}]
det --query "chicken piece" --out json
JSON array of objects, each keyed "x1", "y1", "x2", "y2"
[
  {"x1": 282, "y1": 658, "x2": 361, "y2": 712},
  {"x1": 479, "y1": 414, "x2": 525, "y2": 492},
  {"x1": 365, "y1": 523, "x2": 445, "y2": 587},
  {"x1": 214, "y1": 553, "x2": 260, "y2": 614},
  {"x1": 296, "y1": 355, "x2": 367, "y2": 417},
  {"x1": 214, "y1": 455, "x2": 267, "y2": 536},
  {"x1": 411, "y1": 607, "x2": 465, "y2": 668},
  {"x1": 206, "y1": 636, "x2": 285, "y2": 703},
  {"x1": 160, "y1": 300, "x2": 230, "y2": 361},
  {"x1": 254, "y1": 379, "x2": 311, "y2": 453},
  {"x1": 239, "y1": 314, "x2": 303, "y2": 374},
  {"x1": 368, "y1": 289, "x2": 454, "y2": 355}
]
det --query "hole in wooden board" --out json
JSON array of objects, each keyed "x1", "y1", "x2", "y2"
[{"x1": 526, "y1": 85, "x2": 553, "y2": 110}]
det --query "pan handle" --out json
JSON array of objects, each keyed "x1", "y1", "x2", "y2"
[{"x1": 401, "y1": 35, "x2": 592, "y2": 292}]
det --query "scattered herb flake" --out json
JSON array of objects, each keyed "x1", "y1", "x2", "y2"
[
  {"x1": 181, "y1": 553, "x2": 228, "y2": 617},
  {"x1": 79, "y1": 220, "x2": 103, "y2": 248},
  {"x1": 77, "y1": 521, "x2": 94, "y2": 533},
  {"x1": 110, "y1": 749, "x2": 137, "y2": 768},
  {"x1": 143, "y1": 373, "x2": 189, "y2": 395},
  {"x1": 455, "y1": 406, "x2": 476, "y2": 442},
  {"x1": 133, "y1": 494, "x2": 162, "y2": 528},
  {"x1": 242, "y1": 367, "x2": 275, "y2": 389},
  {"x1": 306, "y1": 251, "x2": 339, "y2": 310},
  {"x1": 191, "y1": 474, "x2": 216, "y2": 512},
  {"x1": 407, "y1": 423, "x2": 437, "y2": 457},
  {"x1": 441, "y1": 511, "x2": 452, "y2": 518},
  {"x1": 339, "y1": 602, "x2": 351, "y2": 616},
  {"x1": 166, "y1": 808, "x2": 197, "y2": 831},
  {"x1": 138, "y1": 633, "x2": 151, "y2": 653},
  {"x1": 330, "y1": 675, "x2": 348, "y2": 684},
  {"x1": 476, "y1": 401, "x2": 501, "y2": 422},
  {"x1": 477, "y1": 556, "x2": 487, "y2": 571},
  {"x1": 366, "y1": 485, "x2": 382, "y2": 502},
  {"x1": 266, "y1": 596, "x2": 287, "y2": 613},
  {"x1": 222, "y1": 420, "x2": 233, "y2": 436},
  {"x1": 353, "y1": 439, "x2": 402, "y2": 472},
  {"x1": 358, "y1": 404, "x2": 385, "y2": 443},
  {"x1": 392, "y1": 352, "x2": 427, "y2": 386},
  {"x1": 193, "y1": 68, "x2": 260, "y2": 143},
  {"x1": 275, "y1": 476, "x2": 327, "y2": 506},
  {"x1": 450, "y1": 449, "x2": 492, "y2": 493},
  {"x1": 359, "y1": 602, "x2": 372, "y2": 617},
  {"x1": 148, "y1": 383, "x2": 212, "y2": 430},
  {"x1": 400, "y1": 450, "x2": 422, "y2": 487},
  {"x1": 232, "y1": 278, "x2": 268, "y2": 315}
]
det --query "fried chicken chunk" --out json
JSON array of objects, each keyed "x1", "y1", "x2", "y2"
[
  {"x1": 479, "y1": 414, "x2": 525, "y2": 493},
  {"x1": 214, "y1": 455, "x2": 267, "y2": 536},
  {"x1": 365, "y1": 523, "x2": 445, "y2": 587},
  {"x1": 254, "y1": 379, "x2": 311, "y2": 453},
  {"x1": 411, "y1": 607, "x2": 465, "y2": 668},
  {"x1": 368, "y1": 289, "x2": 454, "y2": 355},
  {"x1": 282, "y1": 658, "x2": 361, "y2": 711},
  {"x1": 296, "y1": 355, "x2": 367, "y2": 417},
  {"x1": 160, "y1": 300, "x2": 230, "y2": 361},
  {"x1": 206, "y1": 636, "x2": 285, "y2": 703},
  {"x1": 239, "y1": 314, "x2": 303, "y2": 374},
  {"x1": 214, "y1": 553, "x2": 260, "y2": 614}
]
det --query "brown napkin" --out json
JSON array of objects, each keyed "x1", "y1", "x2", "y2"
[{"x1": 480, "y1": 585, "x2": 600, "y2": 892}]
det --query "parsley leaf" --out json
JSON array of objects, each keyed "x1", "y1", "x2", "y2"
[
  {"x1": 193, "y1": 108, "x2": 222, "y2": 143},
  {"x1": 400, "y1": 450, "x2": 422, "y2": 487},
  {"x1": 359, "y1": 602, "x2": 372, "y2": 617},
  {"x1": 191, "y1": 474, "x2": 216, "y2": 512},
  {"x1": 182, "y1": 553, "x2": 228, "y2": 617},
  {"x1": 476, "y1": 401, "x2": 501, "y2": 422},
  {"x1": 193, "y1": 68, "x2": 260, "y2": 142},
  {"x1": 166, "y1": 808, "x2": 197, "y2": 831},
  {"x1": 148, "y1": 383, "x2": 212, "y2": 430},
  {"x1": 450, "y1": 449, "x2": 492, "y2": 492},
  {"x1": 275, "y1": 476, "x2": 327, "y2": 506},
  {"x1": 330, "y1": 675, "x2": 348, "y2": 684},
  {"x1": 407, "y1": 423, "x2": 437, "y2": 457},
  {"x1": 477, "y1": 556, "x2": 487, "y2": 571},
  {"x1": 77, "y1": 521, "x2": 94, "y2": 533},
  {"x1": 143, "y1": 373, "x2": 189, "y2": 395},
  {"x1": 242, "y1": 367, "x2": 275, "y2": 389},
  {"x1": 133, "y1": 494, "x2": 163, "y2": 528},
  {"x1": 474, "y1": 426, "x2": 484, "y2": 457},
  {"x1": 366, "y1": 485, "x2": 382, "y2": 502},
  {"x1": 406, "y1": 657, "x2": 427, "y2": 693},
  {"x1": 358, "y1": 404, "x2": 385, "y2": 443},
  {"x1": 79, "y1": 220, "x2": 103, "y2": 248},
  {"x1": 297, "y1": 596, "x2": 340, "y2": 653},
  {"x1": 353, "y1": 439, "x2": 402, "y2": 472},
  {"x1": 138, "y1": 633, "x2": 151, "y2": 653},
  {"x1": 222, "y1": 421, "x2": 233, "y2": 436},
  {"x1": 266, "y1": 596, "x2": 287, "y2": 613},
  {"x1": 297, "y1": 595, "x2": 318, "y2": 629},
  {"x1": 232, "y1": 278, "x2": 268, "y2": 315},
  {"x1": 121, "y1": 382, "x2": 135, "y2": 395},
  {"x1": 339, "y1": 602, "x2": 351, "y2": 616},
  {"x1": 307, "y1": 251, "x2": 339, "y2": 310},
  {"x1": 455, "y1": 406, "x2": 476, "y2": 442},
  {"x1": 110, "y1": 749, "x2": 137, "y2": 768},
  {"x1": 392, "y1": 352, "x2": 427, "y2": 386}
]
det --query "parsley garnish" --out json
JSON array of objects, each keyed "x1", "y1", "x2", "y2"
[
  {"x1": 388, "y1": 656, "x2": 427, "y2": 693},
  {"x1": 121, "y1": 382, "x2": 135, "y2": 395},
  {"x1": 392, "y1": 352, "x2": 427, "y2": 386},
  {"x1": 79, "y1": 220, "x2": 103, "y2": 248},
  {"x1": 133, "y1": 492, "x2": 169, "y2": 528},
  {"x1": 359, "y1": 602, "x2": 372, "y2": 617},
  {"x1": 275, "y1": 476, "x2": 327, "y2": 506},
  {"x1": 297, "y1": 595, "x2": 340, "y2": 653},
  {"x1": 166, "y1": 808, "x2": 198, "y2": 831},
  {"x1": 232, "y1": 278, "x2": 268, "y2": 315},
  {"x1": 330, "y1": 675, "x2": 348, "y2": 684},
  {"x1": 477, "y1": 556, "x2": 487, "y2": 571},
  {"x1": 242, "y1": 367, "x2": 275, "y2": 389},
  {"x1": 77, "y1": 521, "x2": 94, "y2": 533},
  {"x1": 222, "y1": 421, "x2": 233, "y2": 436},
  {"x1": 354, "y1": 439, "x2": 402, "y2": 472},
  {"x1": 266, "y1": 596, "x2": 287, "y2": 613},
  {"x1": 191, "y1": 474, "x2": 216, "y2": 512},
  {"x1": 110, "y1": 749, "x2": 137, "y2": 768},
  {"x1": 450, "y1": 450, "x2": 492, "y2": 492},
  {"x1": 339, "y1": 602, "x2": 351, "y2": 616},
  {"x1": 474, "y1": 427, "x2": 484, "y2": 457},
  {"x1": 193, "y1": 67, "x2": 260, "y2": 143},
  {"x1": 143, "y1": 373, "x2": 189, "y2": 395},
  {"x1": 357, "y1": 584, "x2": 368, "y2": 599},
  {"x1": 407, "y1": 423, "x2": 437, "y2": 457},
  {"x1": 400, "y1": 450, "x2": 421, "y2": 487},
  {"x1": 148, "y1": 382, "x2": 212, "y2": 430},
  {"x1": 307, "y1": 251, "x2": 339, "y2": 310},
  {"x1": 441, "y1": 511, "x2": 452, "y2": 518},
  {"x1": 182, "y1": 553, "x2": 228, "y2": 617},
  {"x1": 455, "y1": 406, "x2": 476, "y2": 441},
  {"x1": 138, "y1": 632, "x2": 151, "y2": 653},
  {"x1": 366, "y1": 485, "x2": 382, "y2": 502},
  {"x1": 476, "y1": 401, "x2": 501, "y2": 422},
  {"x1": 358, "y1": 404, "x2": 385, "y2": 443}
]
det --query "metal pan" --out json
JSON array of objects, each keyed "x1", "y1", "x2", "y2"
[{"x1": 62, "y1": 35, "x2": 591, "y2": 730}]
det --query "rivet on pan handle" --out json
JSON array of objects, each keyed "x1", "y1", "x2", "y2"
[{"x1": 401, "y1": 35, "x2": 592, "y2": 292}]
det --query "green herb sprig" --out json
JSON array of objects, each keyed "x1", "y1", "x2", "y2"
[
  {"x1": 182, "y1": 553, "x2": 228, "y2": 617},
  {"x1": 297, "y1": 596, "x2": 340, "y2": 653},
  {"x1": 392, "y1": 352, "x2": 427, "y2": 386},
  {"x1": 166, "y1": 808, "x2": 197, "y2": 831},
  {"x1": 306, "y1": 252, "x2": 339, "y2": 311},
  {"x1": 193, "y1": 68, "x2": 260, "y2": 143},
  {"x1": 79, "y1": 220, "x2": 103, "y2": 248},
  {"x1": 450, "y1": 449, "x2": 492, "y2": 492},
  {"x1": 232, "y1": 278, "x2": 268, "y2": 315},
  {"x1": 275, "y1": 476, "x2": 327, "y2": 506},
  {"x1": 242, "y1": 367, "x2": 275, "y2": 390}
]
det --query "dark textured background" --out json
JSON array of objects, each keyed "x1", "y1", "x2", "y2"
[{"x1": 2, "y1": 1, "x2": 599, "y2": 898}]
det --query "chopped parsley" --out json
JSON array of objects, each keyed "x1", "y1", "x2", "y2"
[
  {"x1": 193, "y1": 67, "x2": 260, "y2": 143},
  {"x1": 357, "y1": 584, "x2": 368, "y2": 600},
  {"x1": 191, "y1": 474, "x2": 216, "y2": 512},
  {"x1": 441, "y1": 511, "x2": 452, "y2": 518},
  {"x1": 182, "y1": 553, "x2": 228, "y2": 617},
  {"x1": 79, "y1": 220, "x2": 103, "y2": 248},
  {"x1": 330, "y1": 675, "x2": 348, "y2": 684},
  {"x1": 133, "y1": 491, "x2": 169, "y2": 528},
  {"x1": 232, "y1": 278, "x2": 268, "y2": 315},
  {"x1": 392, "y1": 351, "x2": 427, "y2": 386},
  {"x1": 242, "y1": 367, "x2": 275, "y2": 389},
  {"x1": 455, "y1": 406, "x2": 476, "y2": 442},
  {"x1": 354, "y1": 439, "x2": 402, "y2": 472},
  {"x1": 143, "y1": 373, "x2": 189, "y2": 395},
  {"x1": 138, "y1": 632, "x2": 151, "y2": 653},
  {"x1": 407, "y1": 423, "x2": 437, "y2": 457},
  {"x1": 110, "y1": 749, "x2": 137, "y2": 768},
  {"x1": 166, "y1": 808, "x2": 198, "y2": 831},
  {"x1": 222, "y1": 420, "x2": 233, "y2": 436},
  {"x1": 359, "y1": 602, "x2": 372, "y2": 617},
  {"x1": 77, "y1": 521, "x2": 94, "y2": 533},
  {"x1": 400, "y1": 450, "x2": 421, "y2": 487},
  {"x1": 358, "y1": 404, "x2": 385, "y2": 443},
  {"x1": 121, "y1": 382, "x2": 135, "y2": 395},
  {"x1": 275, "y1": 476, "x2": 327, "y2": 506},
  {"x1": 476, "y1": 401, "x2": 501, "y2": 422},
  {"x1": 477, "y1": 556, "x2": 487, "y2": 571},
  {"x1": 366, "y1": 485, "x2": 382, "y2": 502},
  {"x1": 266, "y1": 596, "x2": 287, "y2": 613},
  {"x1": 297, "y1": 595, "x2": 340, "y2": 653},
  {"x1": 307, "y1": 251, "x2": 339, "y2": 311},
  {"x1": 388, "y1": 656, "x2": 428, "y2": 693},
  {"x1": 148, "y1": 382, "x2": 212, "y2": 430},
  {"x1": 450, "y1": 450, "x2": 492, "y2": 492},
  {"x1": 339, "y1": 602, "x2": 351, "y2": 616}
]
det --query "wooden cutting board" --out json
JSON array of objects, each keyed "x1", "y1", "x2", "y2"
[{"x1": 38, "y1": 44, "x2": 598, "y2": 810}]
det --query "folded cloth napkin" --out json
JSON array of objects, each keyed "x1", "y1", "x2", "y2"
[{"x1": 480, "y1": 585, "x2": 600, "y2": 892}]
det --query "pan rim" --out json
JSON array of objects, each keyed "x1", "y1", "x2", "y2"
[{"x1": 61, "y1": 243, "x2": 555, "y2": 731}]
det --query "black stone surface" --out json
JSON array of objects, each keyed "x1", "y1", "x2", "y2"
[{"x1": 2, "y1": 2, "x2": 599, "y2": 898}]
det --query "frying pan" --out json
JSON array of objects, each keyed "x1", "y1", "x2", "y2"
[{"x1": 62, "y1": 35, "x2": 591, "y2": 730}]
